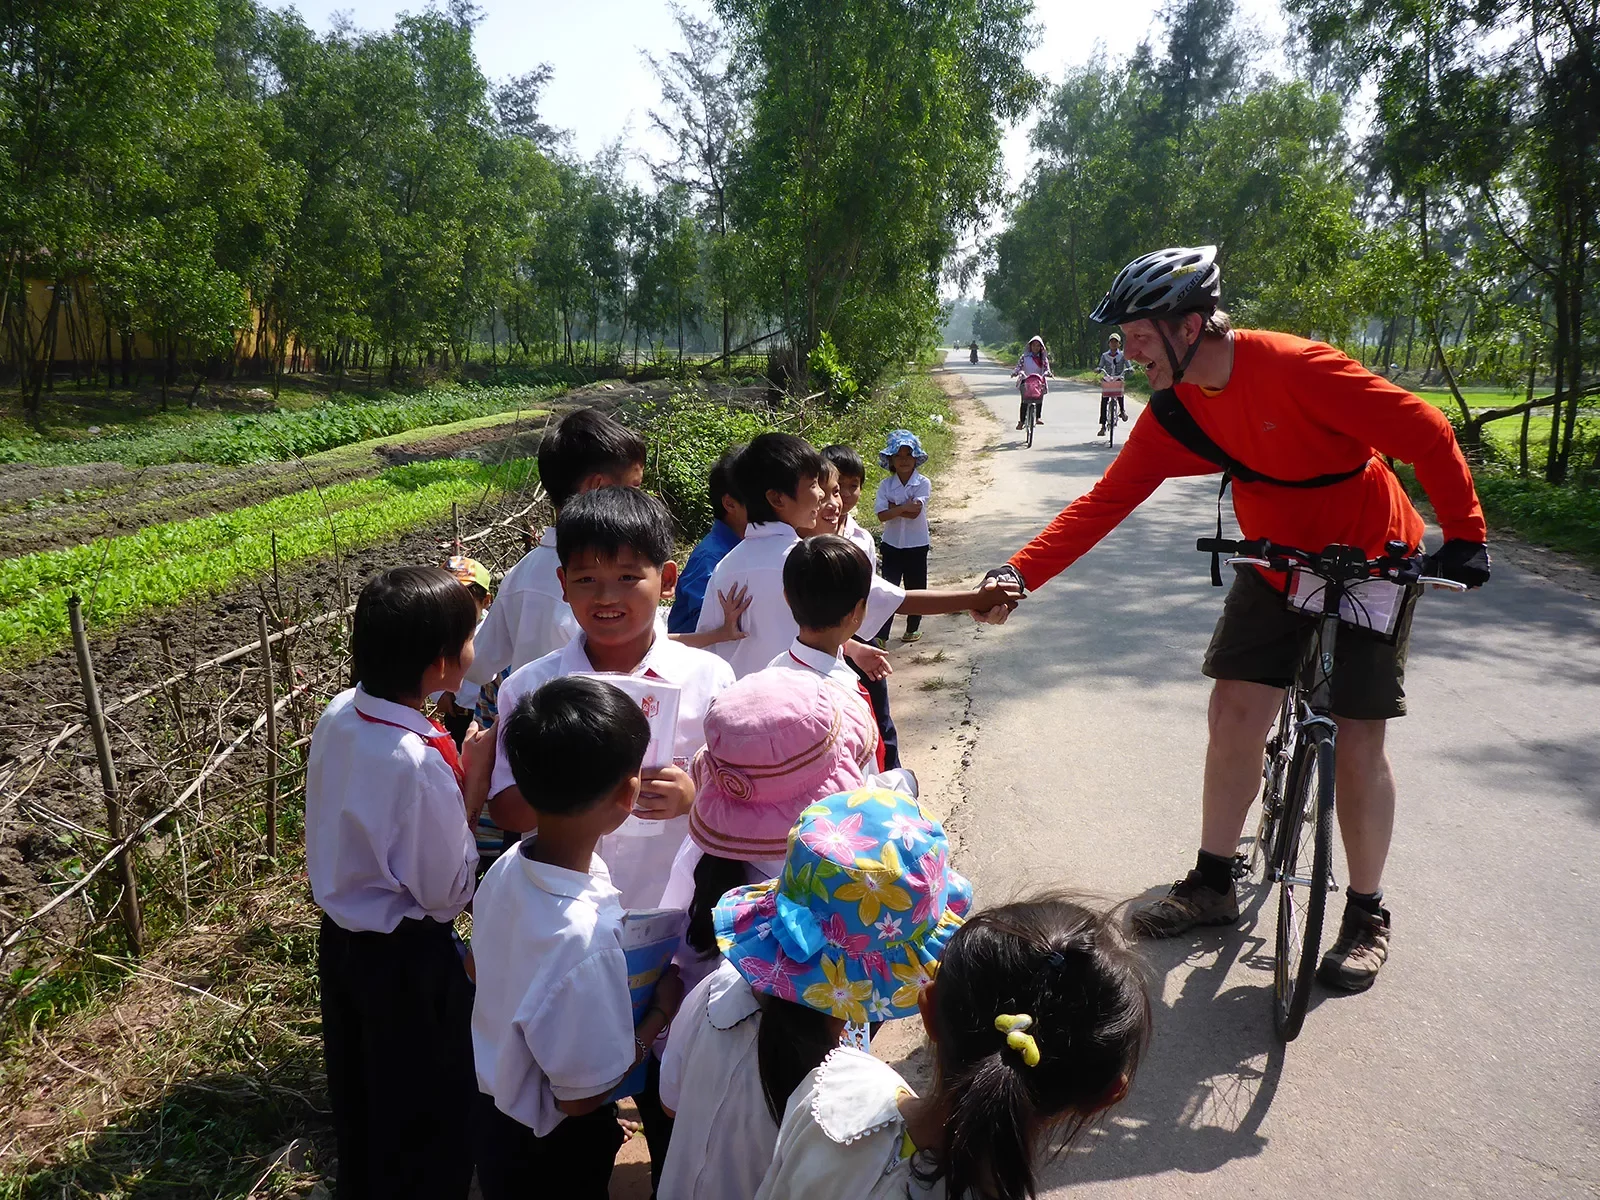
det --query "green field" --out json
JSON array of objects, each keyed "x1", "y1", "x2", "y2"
[
  {"x1": 0, "y1": 384, "x2": 559, "y2": 468},
  {"x1": 1, "y1": 457, "x2": 537, "y2": 660}
]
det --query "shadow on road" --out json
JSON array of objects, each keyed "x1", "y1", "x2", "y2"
[{"x1": 1044, "y1": 883, "x2": 1286, "y2": 1186}]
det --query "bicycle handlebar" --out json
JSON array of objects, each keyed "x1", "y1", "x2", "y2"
[{"x1": 1197, "y1": 537, "x2": 1459, "y2": 588}]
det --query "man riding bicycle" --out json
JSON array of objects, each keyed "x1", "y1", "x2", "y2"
[
  {"x1": 984, "y1": 246, "x2": 1490, "y2": 993},
  {"x1": 1098, "y1": 333, "x2": 1129, "y2": 435},
  {"x1": 1013, "y1": 335, "x2": 1051, "y2": 430}
]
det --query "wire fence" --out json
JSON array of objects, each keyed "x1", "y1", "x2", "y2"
[{"x1": 0, "y1": 478, "x2": 552, "y2": 1013}]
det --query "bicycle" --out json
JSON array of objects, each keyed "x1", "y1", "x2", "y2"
[
  {"x1": 1196, "y1": 536, "x2": 1465, "y2": 1040},
  {"x1": 1101, "y1": 375, "x2": 1125, "y2": 447},
  {"x1": 1019, "y1": 372, "x2": 1046, "y2": 448}
]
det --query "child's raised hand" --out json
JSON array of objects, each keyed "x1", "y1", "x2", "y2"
[
  {"x1": 843, "y1": 639, "x2": 892, "y2": 681},
  {"x1": 462, "y1": 723, "x2": 494, "y2": 780},
  {"x1": 636, "y1": 765, "x2": 695, "y2": 820},
  {"x1": 716, "y1": 583, "x2": 752, "y2": 639}
]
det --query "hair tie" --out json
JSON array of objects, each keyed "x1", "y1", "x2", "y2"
[{"x1": 994, "y1": 1013, "x2": 1041, "y2": 1067}]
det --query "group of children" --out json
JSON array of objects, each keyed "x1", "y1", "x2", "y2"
[{"x1": 304, "y1": 407, "x2": 1152, "y2": 1200}]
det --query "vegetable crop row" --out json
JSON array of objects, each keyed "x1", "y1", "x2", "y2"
[
  {"x1": 0, "y1": 384, "x2": 558, "y2": 468},
  {"x1": 1, "y1": 459, "x2": 537, "y2": 659}
]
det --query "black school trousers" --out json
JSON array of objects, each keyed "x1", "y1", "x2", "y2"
[
  {"x1": 875, "y1": 543, "x2": 930, "y2": 640},
  {"x1": 474, "y1": 1090, "x2": 626, "y2": 1200},
  {"x1": 318, "y1": 913, "x2": 476, "y2": 1200}
]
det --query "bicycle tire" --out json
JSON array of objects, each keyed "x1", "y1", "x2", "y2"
[
  {"x1": 1025, "y1": 402, "x2": 1035, "y2": 448},
  {"x1": 1248, "y1": 694, "x2": 1297, "y2": 879},
  {"x1": 1274, "y1": 725, "x2": 1335, "y2": 1041},
  {"x1": 1108, "y1": 412, "x2": 1117, "y2": 448}
]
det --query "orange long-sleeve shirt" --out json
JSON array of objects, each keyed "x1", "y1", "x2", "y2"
[{"x1": 1008, "y1": 330, "x2": 1487, "y2": 590}]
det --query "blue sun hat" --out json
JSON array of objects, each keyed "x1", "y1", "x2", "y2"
[
  {"x1": 877, "y1": 429, "x2": 928, "y2": 470},
  {"x1": 713, "y1": 787, "x2": 972, "y2": 1023}
]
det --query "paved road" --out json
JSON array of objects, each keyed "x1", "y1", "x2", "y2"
[{"x1": 941, "y1": 350, "x2": 1600, "y2": 1198}]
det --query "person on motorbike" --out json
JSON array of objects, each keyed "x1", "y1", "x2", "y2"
[
  {"x1": 1012, "y1": 335, "x2": 1051, "y2": 429},
  {"x1": 1097, "y1": 333, "x2": 1129, "y2": 434},
  {"x1": 969, "y1": 341, "x2": 979, "y2": 364},
  {"x1": 980, "y1": 246, "x2": 1491, "y2": 993}
]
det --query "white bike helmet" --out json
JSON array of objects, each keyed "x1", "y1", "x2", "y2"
[
  {"x1": 1089, "y1": 246, "x2": 1221, "y2": 325},
  {"x1": 1090, "y1": 245, "x2": 1222, "y2": 383}
]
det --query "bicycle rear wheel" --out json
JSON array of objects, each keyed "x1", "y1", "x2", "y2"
[
  {"x1": 1274, "y1": 724, "x2": 1335, "y2": 1041},
  {"x1": 1246, "y1": 693, "x2": 1297, "y2": 880}
]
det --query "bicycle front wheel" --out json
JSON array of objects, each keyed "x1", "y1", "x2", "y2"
[
  {"x1": 1274, "y1": 725, "x2": 1335, "y2": 1041},
  {"x1": 1025, "y1": 404, "x2": 1035, "y2": 448}
]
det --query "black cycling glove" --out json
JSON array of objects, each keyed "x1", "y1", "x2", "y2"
[
  {"x1": 1422, "y1": 539, "x2": 1491, "y2": 588},
  {"x1": 983, "y1": 563, "x2": 1027, "y2": 597}
]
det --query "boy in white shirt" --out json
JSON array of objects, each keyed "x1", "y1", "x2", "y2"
[
  {"x1": 471, "y1": 676, "x2": 686, "y2": 1200},
  {"x1": 872, "y1": 429, "x2": 933, "y2": 645},
  {"x1": 820, "y1": 443, "x2": 877, "y2": 564},
  {"x1": 464, "y1": 408, "x2": 647, "y2": 688},
  {"x1": 487, "y1": 486, "x2": 735, "y2": 908},
  {"x1": 697, "y1": 433, "x2": 1017, "y2": 679},
  {"x1": 305, "y1": 565, "x2": 490, "y2": 1200}
]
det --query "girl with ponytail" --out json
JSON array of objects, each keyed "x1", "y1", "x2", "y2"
[{"x1": 754, "y1": 893, "x2": 1149, "y2": 1200}]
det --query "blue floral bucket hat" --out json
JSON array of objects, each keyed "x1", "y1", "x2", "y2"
[
  {"x1": 713, "y1": 787, "x2": 972, "y2": 1023},
  {"x1": 877, "y1": 429, "x2": 928, "y2": 470}
]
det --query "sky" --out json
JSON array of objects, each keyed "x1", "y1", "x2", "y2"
[{"x1": 271, "y1": 0, "x2": 1289, "y2": 279}]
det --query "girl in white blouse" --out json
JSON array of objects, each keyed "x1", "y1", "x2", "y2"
[{"x1": 754, "y1": 894, "x2": 1151, "y2": 1200}]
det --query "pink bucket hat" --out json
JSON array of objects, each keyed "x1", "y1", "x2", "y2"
[{"x1": 689, "y1": 669, "x2": 878, "y2": 863}]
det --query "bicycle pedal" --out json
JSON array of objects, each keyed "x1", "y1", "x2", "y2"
[{"x1": 1231, "y1": 853, "x2": 1251, "y2": 881}]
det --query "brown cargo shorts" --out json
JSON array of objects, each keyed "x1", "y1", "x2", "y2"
[{"x1": 1201, "y1": 567, "x2": 1417, "y2": 720}]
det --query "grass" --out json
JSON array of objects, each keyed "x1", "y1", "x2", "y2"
[
  {"x1": 0, "y1": 383, "x2": 559, "y2": 468},
  {"x1": 1395, "y1": 461, "x2": 1600, "y2": 567},
  {"x1": 0, "y1": 456, "x2": 538, "y2": 661},
  {"x1": 0, "y1": 876, "x2": 332, "y2": 1199}
]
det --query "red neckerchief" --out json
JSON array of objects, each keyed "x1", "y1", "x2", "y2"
[
  {"x1": 788, "y1": 652, "x2": 887, "y2": 773},
  {"x1": 357, "y1": 709, "x2": 465, "y2": 790}
]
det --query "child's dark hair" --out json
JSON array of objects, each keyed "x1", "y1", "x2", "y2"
[
  {"x1": 756, "y1": 996, "x2": 840, "y2": 1123},
  {"x1": 351, "y1": 566, "x2": 480, "y2": 702},
  {"x1": 733, "y1": 433, "x2": 825, "y2": 525},
  {"x1": 923, "y1": 894, "x2": 1150, "y2": 1200},
  {"x1": 556, "y1": 485, "x2": 675, "y2": 568},
  {"x1": 820, "y1": 443, "x2": 865, "y2": 483},
  {"x1": 501, "y1": 677, "x2": 650, "y2": 815},
  {"x1": 783, "y1": 535, "x2": 871, "y2": 630},
  {"x1": 537, "y1": 408, "x2": 647, "y2": 509},
  {"x1": 709, "y1": 445, "x2": 745, "y2": 523},
  {"x1": 685, "y1": 852, "x2": 747, "y2": 961}
]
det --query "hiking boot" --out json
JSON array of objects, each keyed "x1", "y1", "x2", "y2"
[
  {"x1": 1317, "y1": 904, "x2": 1391, "y2": 992},
  {"x1": 1131, "y1": 870, "x2": 1241, "y2": 938}
]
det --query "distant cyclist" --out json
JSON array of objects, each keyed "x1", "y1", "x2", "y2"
[
  {"x1": 1012, "y1": 335, "x2": 1051, "y2": 429},
  {"x1": 983, "y1": 246, "x2": 1491, "y2": 994},
  {"x1": 1097, "y1": 333, "x2": 1129, "y2": 434}
]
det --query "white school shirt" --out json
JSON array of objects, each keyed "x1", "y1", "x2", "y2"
[
  {"x1": 658, "y1": 959, "x2": 774, "y2": 1200},
  {"x1": 304, "y1": 687, "x2": 478, "y2": 933},
  {"x1": 471, "y1": 842, "x2": 636, "y2": 1136},
  {"x1": 490, "y1": 628, "x2": 735, "y2": 910},
  {"x1": 696, "y1": 523, "x2": 905, "y2": 679},
  {"x1": 874, "y1": 471, "x2": 931, "y2": 550},
  {"x1": 755, "y1": 1048, "x2": 939, "y2": 1200},
  {"x1": 767, "y1": 637, "x2": 870, "y2": 701},
  {"x1": 464, "y1": 529, "x2": 579, "y2": 686},
  {"x1": 839, "y1": 514, "x2": 878, "y2": 565}
]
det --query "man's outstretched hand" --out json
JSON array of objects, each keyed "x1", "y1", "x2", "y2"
[{"x1": 971, "y1": 564, "x2": 1025, "y2": 625}]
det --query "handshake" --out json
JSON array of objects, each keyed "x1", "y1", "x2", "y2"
[{"x1": 969, "y1": 564, "x2": 1026, "y2": 626}]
